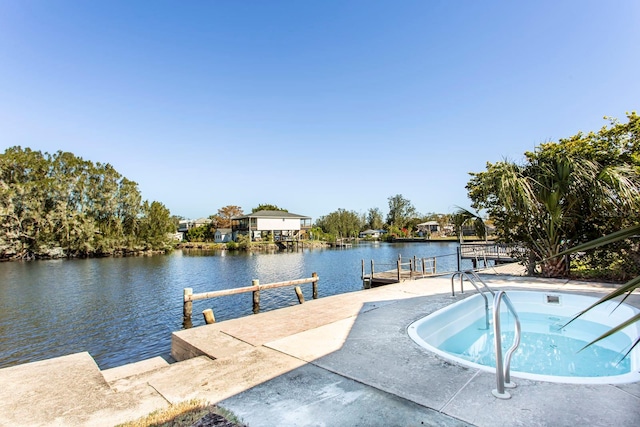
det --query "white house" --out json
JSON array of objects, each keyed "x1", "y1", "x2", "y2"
[
  {"x1": 359, "y1": 229, "x2": 384, "y2": 239},
  {"x1": 214, "y1": 228, "x2": 232, "y2": 243},
  {"x1": 231, "y1": 210, "x2": 312, "y2": 241},
  {"x1": 416, "y1": 221, "x2": 440, "y2": 235}
]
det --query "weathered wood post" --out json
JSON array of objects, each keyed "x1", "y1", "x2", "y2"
[
  {"x1": 252, "y1": 279, "x2": 260, "y2": 314},
  {"x1": 409, "y1": 259, "x2": 413, "y2": 279},
  {"x1": 397, "y1": 259, "x2": 401, "y2": 282},
  {"x1": 361, "y1": 259, "x2": 365, "y2": 279},
  {"x1": 422, "y1": 258, "x2": 426, "y2": 275},
  {"x1": 294, "y1": 286, "x2": 305, "y2": 304},
  {"x1": 312, "y1": 272, "x2": 318, "y2": 299},
  {"x1": 371, "y1": 260, "x2": 375, "y2": 280},
  {"x1": 183, "y1": 288, "x2": 193, "y2": 321},
  {"x1": 434, "y1": 257, "x2": 437, "y2": 274},
  {"x1": 456, "y1": 246, "x2": 461, "y2": 272},
  {"x1": 202, "y1": 308, "x2": 215, "y2": 324}
]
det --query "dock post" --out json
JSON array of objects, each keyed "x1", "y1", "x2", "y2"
[
  {"x1": 422, "y1": 258, "x2": 426, "y2": 275},
  {"x1": 312, "y1": 272, "x2": 318, "y2": 299},
  {"x1": 295, "y1": 286, "x2": 305, "y2": 304},
  {"x1": 183, "y1": 288, "x2": 193, "y2": 321},
  {"x1": 371, "y1": 260, "x2": 375, "y2": 280},
  {"x1": 434, "y1": 257, "x2": 437, "y2": 274},
  {"x1": 409, "y1": 259, "x2": 413, "y2": 279},
  {"x1": 361, "y1": 259, "x2": 365, "y2": 279},
  {"x1": 252, "y1": 279, "x2": 260, "y2": 314},
  {"x1": 397, "y1": 259, "x2": 401, "y2": 282},
  {"x1": 456, "y1": 246, "x2": 461, "y2": 272},
  {"x1": 202, "y1": 308, "x2": 215, "y2": 324}
]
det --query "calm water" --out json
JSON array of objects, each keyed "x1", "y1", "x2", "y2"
[{"x1": 0, "y1": 242, "x2": 467, "y2": 370}]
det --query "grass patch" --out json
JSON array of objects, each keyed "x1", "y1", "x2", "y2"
[{"x1": 116, "y1": 399, "x2": 244, "y2": 427}]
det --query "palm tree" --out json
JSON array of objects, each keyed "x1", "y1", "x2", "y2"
[
  {"x1": 479, "y1": 156, "x2": 639, "y2": 277},
  {"x1": 452, "y1": 207, "x2": 486, "y2": 243}
]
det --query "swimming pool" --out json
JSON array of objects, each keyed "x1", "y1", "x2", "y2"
[{"x1": 408, "y1": 290, "x2": 640, "y2": 384}]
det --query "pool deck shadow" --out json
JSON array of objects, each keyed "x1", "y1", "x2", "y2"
[{"x1": 1, "y1": 273, "x2": 639, "y2": 426}]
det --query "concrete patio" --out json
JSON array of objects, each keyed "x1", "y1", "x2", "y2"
[{"x1": 1, "y1": 272, "x2": 639, "y2": 426}]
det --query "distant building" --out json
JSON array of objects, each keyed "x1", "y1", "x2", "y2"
[
  {"x1": 359, "y1": 229, "x2": 385, "y2": 239},
  {"x1": 168, "y1": 232, "x2": 183, "y2": 241},
  {"x1": 214, "y1": 228, "x2": 232, "y2": 243},
  {"x1": 177, "y1": 218, "x2": 212, "y2": 233},
  {"x1": 416, "y1": 221, "x2": 440, "y2": 235},
  {"x1": 231, "y1": 210, "x2": 312, "y2": 241}
]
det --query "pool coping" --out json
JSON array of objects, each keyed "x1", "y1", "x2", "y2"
[{"x1": 407, "y1": 290, "x2": 640, "y2": 385}]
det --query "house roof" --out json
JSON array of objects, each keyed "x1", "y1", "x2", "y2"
[
  {"x1": 417, "y1": 221, "x2": 439, "y2": 226},
  {"x1": 232, "y1": 210, "x2": 311, "y2": 220},
  {"x1": 360, "y1": 229, "x2": 380, "y2": 234},
  {"x1": 215, "y1": 228, "x2": 232, "y2": 233}
]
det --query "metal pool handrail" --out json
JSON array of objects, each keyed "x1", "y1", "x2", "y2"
[
  {"x1": 451, "y1": 269, "x2": 495, "y2": 297},
  {"x1": 492, "y1": 290, "x2": 521, "y2": 400},
  {"x1": 450, "y1": 270, "x2": 493, "y2": 329}
]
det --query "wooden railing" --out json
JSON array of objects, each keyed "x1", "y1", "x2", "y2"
[
  {"x1": 361, "y1": 255, "x2": 437, "y2": 287},
  {"x1": 459, "y1": 243, "x2": 525, "y2": 260},
  {"x1": 183, "y1": 272, "x2": 319, "y2": 326}
]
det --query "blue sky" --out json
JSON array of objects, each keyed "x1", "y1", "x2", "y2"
[{"x1": 1, "y1": 1, "x2": 639, "y2": 221}]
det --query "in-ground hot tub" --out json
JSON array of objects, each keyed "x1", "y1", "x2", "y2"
[{"x1": 408, "y1": 290, "x2": 640, "y2": 384}]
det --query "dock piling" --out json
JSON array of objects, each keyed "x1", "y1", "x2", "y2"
[
  {"x1": 202, "y1": 308, "x2": 215, "y2": 324},
  {"x1": 312, "y1": 272, "x2": 318, "y2": 299},
  {"x1": 252, "y1": 279, "x2": 260, "y2": 314},
  {"x1": 183, "y1": 288, "x2": 193, "y2": 320}
]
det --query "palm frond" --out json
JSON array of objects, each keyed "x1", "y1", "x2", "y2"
[
  {"x1": 579, "y1": 312, "x2": 640, "y2": 360},
  {"x1": 556, "y1": 224, "x2": 640, "y2": 256},
  {"x1": 565, "y1": 275, "x2": 640, "y2": 327}
]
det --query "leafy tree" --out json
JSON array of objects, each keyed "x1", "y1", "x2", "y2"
[
  {"x1": 139, "y1": 201, "x2": 174, "y2": 249},
  {"x1": 308, "y1": 226, "x2": 330, "y2": 241},
  {"x1": 315, "y1": 209, "x2": 363, "y2": 239},
  {"x1": 366, "y1": 207, "x2": 384, "y2": 230},
  {"x1": 0, "y1": 146, "x2": 175, "y2": 258},
  {"x1": 212, "y1": 205, "x2": 243, "y2": 228},
  {"x1": 252, "y1": 204, "x2": 288, "y2": 213},
  {"x1": 386, "y1": 194, "x2": 416, "y2": 229},
  {"x1": 467, "y1": 113, "x2": 640, "y2": 277},
  {"x1": 185, "y1": 225, "x2": 208, "y2": 242}
]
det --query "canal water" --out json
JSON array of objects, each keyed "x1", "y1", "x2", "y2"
[{"x1": 0, "y1": 242, "x2": 470, "y2": 370}]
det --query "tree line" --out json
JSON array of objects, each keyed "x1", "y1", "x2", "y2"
[
  {"x1": 0, "y1": 147, "x2": 175, "y2": 260},
  {"x1": 181, "y1": 197, "x2": 454, "y2": 244}
]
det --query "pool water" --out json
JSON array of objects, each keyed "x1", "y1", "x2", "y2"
[
  {"x1": 408, "y1": 291, "x2": 640, "y2": 384},
  {"x1": 439, "y1": 312, "x2": 631, "y2": 377}
]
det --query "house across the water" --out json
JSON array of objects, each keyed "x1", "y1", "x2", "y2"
[
  {"x1": 359, "y1": 229, "x2": 386, "y2": 239},
  {"x1": 416, "y1": 221, "x2": 440, "y2": 236},
  {"x1": 214, "y1": 228, "x2": 232, "y2": 243},
  {"x1": 231, "y1": 210, "x2": 312, "y2": 241}
]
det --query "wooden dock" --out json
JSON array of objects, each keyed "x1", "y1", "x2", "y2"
[
  {"x1": 459, "y1": 243, "x2": 524, "y2": 267},
  {"x1": 361, "y1": 255, "x2": 437, "y2": 287}
]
